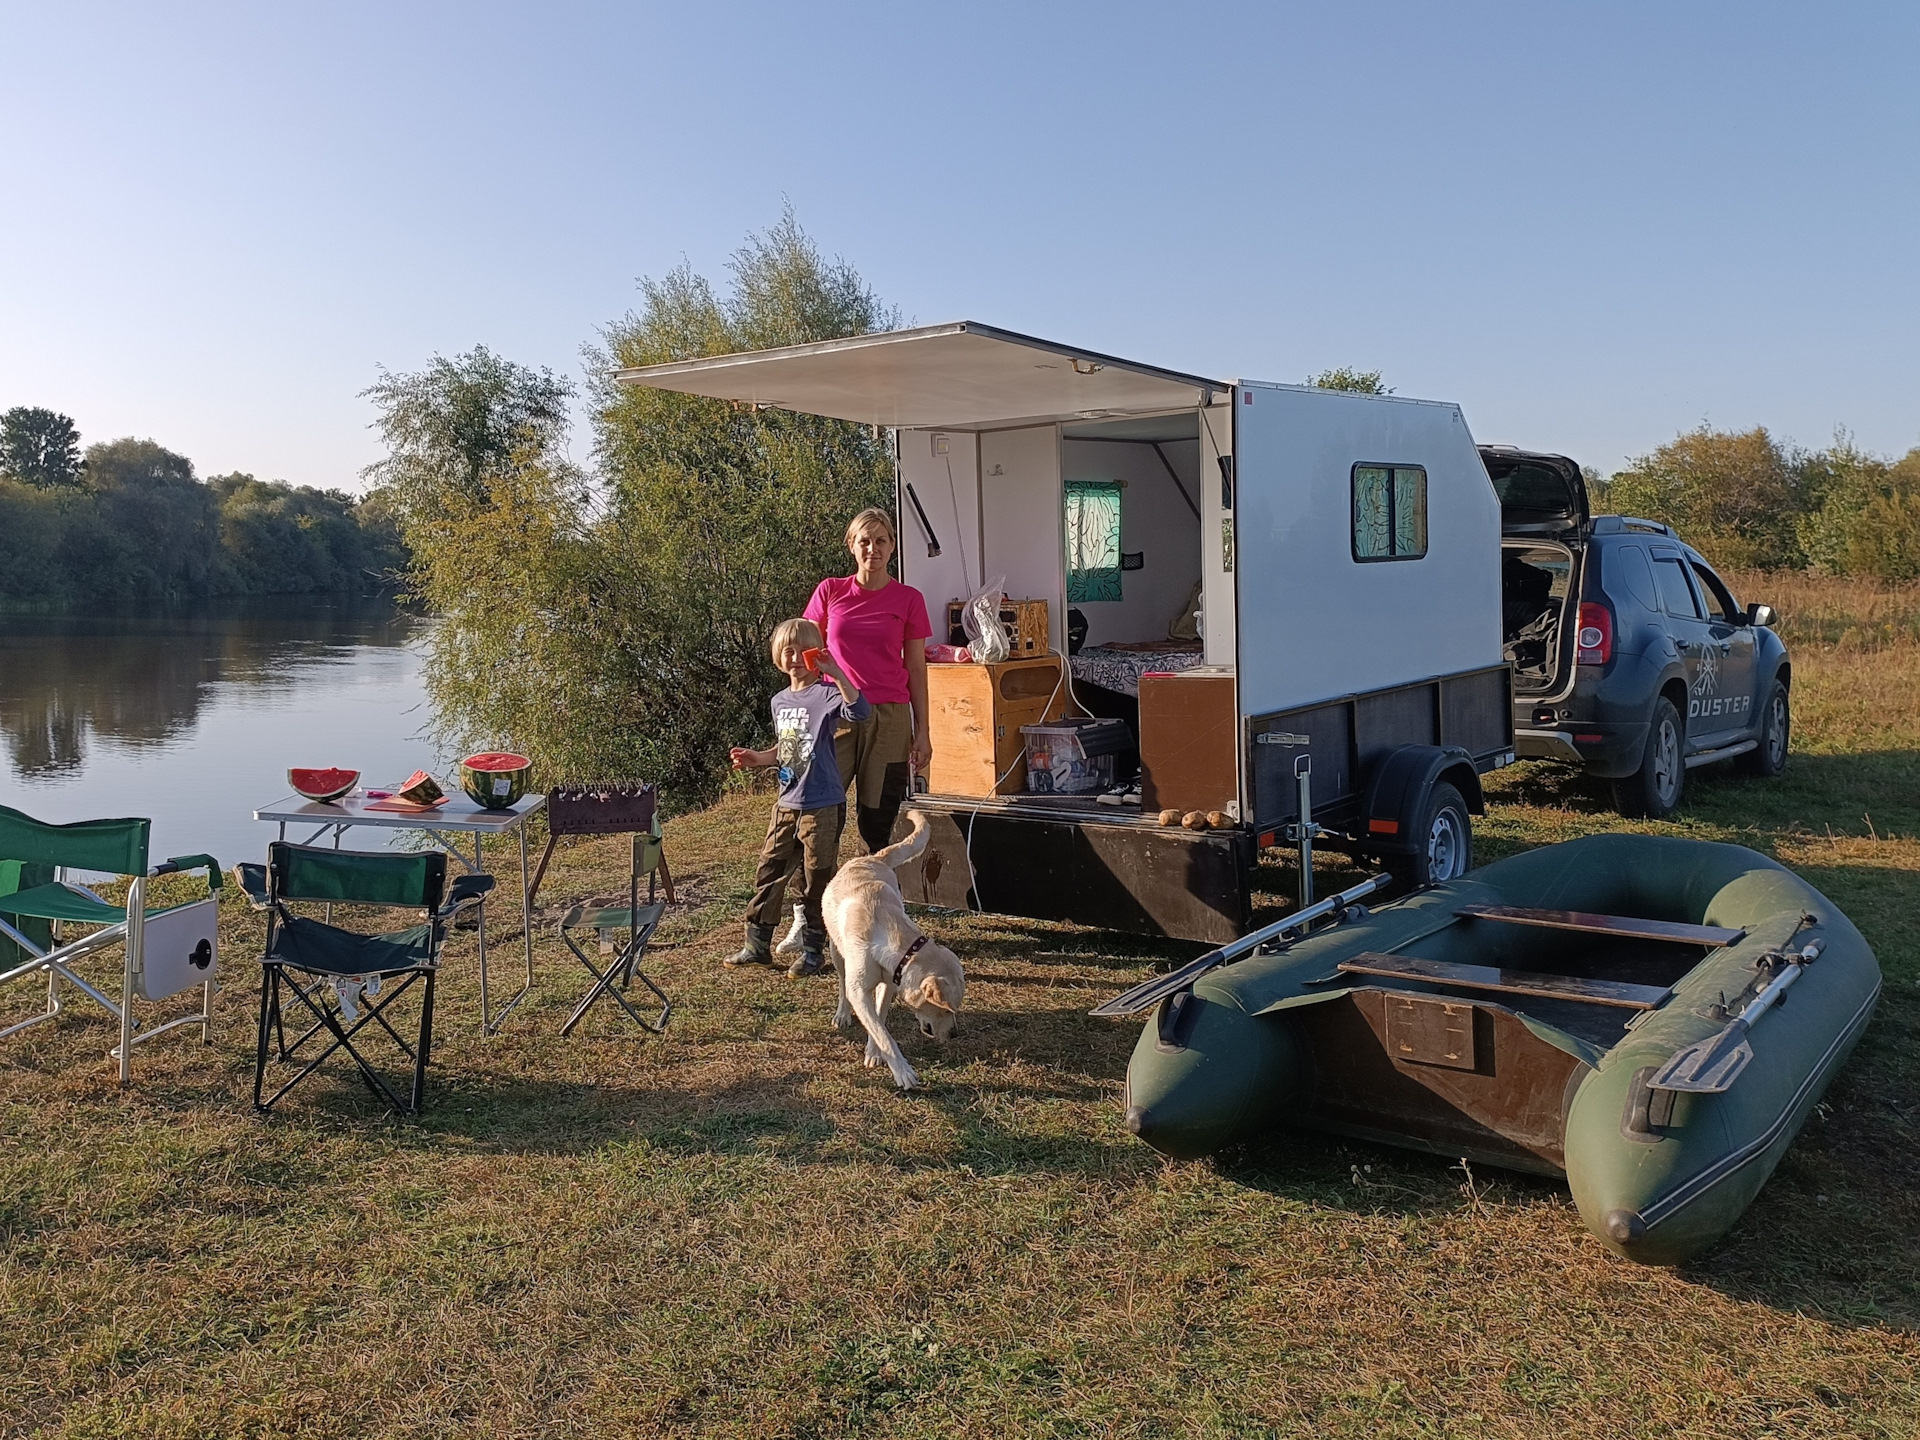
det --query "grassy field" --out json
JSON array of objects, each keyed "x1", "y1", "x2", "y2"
[{"x1": 3, "y1": 573, "x2": 1917, "y2": 1438}]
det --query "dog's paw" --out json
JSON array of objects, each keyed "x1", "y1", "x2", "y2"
[
  {"x1": 833, "y1": 1003, "x2": 855, "y2": 1030},
  {"x1": 890, "y1": 1063, "x2": 920, "y2": 1090}
]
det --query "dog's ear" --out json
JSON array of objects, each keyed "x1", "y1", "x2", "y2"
[{"x1": 916, "y1": 974, "x2": 953, "y2": 1011}]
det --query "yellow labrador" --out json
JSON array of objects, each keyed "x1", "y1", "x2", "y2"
[{"x1": 824, "y1": 811, "x2": 965, "y2": 1090}]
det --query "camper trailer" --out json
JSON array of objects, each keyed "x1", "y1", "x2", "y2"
[{"x1": 616, "y1": 323, "x2": 1513, "y2": 942}]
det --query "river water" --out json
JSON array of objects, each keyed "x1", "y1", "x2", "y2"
[{"x1": 0, "y1": 598, "x2": 442, "y2": 869}]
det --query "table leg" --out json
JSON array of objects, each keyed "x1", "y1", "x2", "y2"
[
  {"x1": 475, "y1": 831, "x2": 489, "y2": 1028},
  {"x1": 477, "y1": 824, "x2": 534, "y2": 1035}
]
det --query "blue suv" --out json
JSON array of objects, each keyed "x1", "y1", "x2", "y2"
[{"x1": 1485, "y1": 446, "x2": 1791, "y2": 818}]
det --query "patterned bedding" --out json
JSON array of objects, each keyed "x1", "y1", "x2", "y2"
[{"x1": 1069, "y1": 643, "x2": 1205, "y2": 697}]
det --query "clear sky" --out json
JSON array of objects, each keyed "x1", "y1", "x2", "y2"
[{"x1": 2, "y1": 2, "x2": 1914, "y2": 492}]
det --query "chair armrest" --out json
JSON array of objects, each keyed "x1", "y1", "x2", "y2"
[
  {"x1": 154, "y1": 854, "x2": 223, "y2": 892},
  {"x1": 233, "y1": 863, "x2": 269, "y2": 910},
  {"x1": 438, "y1": 873, "x2": 496, "y2": 918}
]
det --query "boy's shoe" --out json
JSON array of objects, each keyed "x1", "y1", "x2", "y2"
[
  {"x1": 774, "y1": 902, "x2": 807, "y2": 956},
  {"x1": 786, "y1": 929, "x2": 829, "y2": 978},
  {"x1": 723, "y1": 922, "x2": 776, "y2": 968}
]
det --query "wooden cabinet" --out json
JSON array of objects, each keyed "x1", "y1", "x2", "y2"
[
  {"x1": 1139, "y1": 669, "x2": 1239, "y2": 815},
  {"x1": 926, "y1": 657, "x2": 1067, "y2": 796}
]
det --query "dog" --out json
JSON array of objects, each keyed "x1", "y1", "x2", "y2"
[{"x1": 822, "y1": 810, "x2": 965, "y2": 1090}]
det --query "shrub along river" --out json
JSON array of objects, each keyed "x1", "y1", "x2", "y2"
[{"x1": 0, "y1": 597, "x2": 440, "y2": 868}]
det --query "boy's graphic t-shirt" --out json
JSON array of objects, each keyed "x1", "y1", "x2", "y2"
[{"x1": 772, "y1": 680, "x2": 870, "y2": 810}]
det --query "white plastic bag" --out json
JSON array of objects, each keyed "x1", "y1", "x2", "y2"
[{"x1": 963, "y1": 574, "x2": 1011, "y2": 664}]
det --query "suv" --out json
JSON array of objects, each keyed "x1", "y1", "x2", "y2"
[{"x1": 1484, "y1": 446, "x2": 1791, "y2": 818}]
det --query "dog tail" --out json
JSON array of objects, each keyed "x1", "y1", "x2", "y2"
[{"x1": 871, "y1": 808, "x2": 931, "y2": 870}]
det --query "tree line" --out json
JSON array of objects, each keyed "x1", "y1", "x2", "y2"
[{"x1": 0, "y1": 411, "x2": 407, "y2": 607}]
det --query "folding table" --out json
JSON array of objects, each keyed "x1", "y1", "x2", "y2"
[{"x1": 253, "y1": 791, "x2": 544, "y2": 1034}]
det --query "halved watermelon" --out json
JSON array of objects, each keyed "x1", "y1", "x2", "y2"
[
  {"x1": 458, "y1": 752, "x2": 532, "y2": 810},
  {"x1": 290, "y1": 767, "x2": 359, "y2": 802}
]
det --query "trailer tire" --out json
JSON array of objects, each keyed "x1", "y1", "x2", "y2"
[{"x1": 1383, "y1": 781, "x2": 1472, "y2": 893}]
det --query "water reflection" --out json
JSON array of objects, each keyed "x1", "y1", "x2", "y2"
[
  {"x1": 1, "y1": 600, "x2": 421, "y2": 777},
  {"x1": 0, "y1": 597, "x2": 438, "y2": 865}
]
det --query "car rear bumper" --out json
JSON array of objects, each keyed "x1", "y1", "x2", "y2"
[{"x1": 1514, "y1": 723, "x2": 1647, "y2": 777}]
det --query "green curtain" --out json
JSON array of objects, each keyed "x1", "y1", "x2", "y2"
[{"x1": 1065, "y1": 480, "x2": 1122, "y2": 602}]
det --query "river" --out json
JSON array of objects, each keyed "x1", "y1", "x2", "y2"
[{"x1": 0, "y1": 598, "x2": 442, "y2": 869}]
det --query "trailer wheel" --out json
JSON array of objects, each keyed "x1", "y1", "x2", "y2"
[{"x1": 1383, "y1": 781, "x2": 1472, "y2": 892}]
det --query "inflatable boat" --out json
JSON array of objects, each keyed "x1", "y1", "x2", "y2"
[{"x1": 1100, "y1": 835, "x2": 1880, "y2": 1263}]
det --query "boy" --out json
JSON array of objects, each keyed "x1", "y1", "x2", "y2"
[{"x1": 724, "y1": 617, "x2": 870, "y2": 978}]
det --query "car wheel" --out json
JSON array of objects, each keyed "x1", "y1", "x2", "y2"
[
  {"x1": 1736, "y1": 681, "x2": 1790, "y2": 778},
  {"x1": 1615, "y1": 696, "x2": 1685, "y2": 818},
  {"x1": 1384, "y1": 782, "x2": 1473, "y2": 893}
]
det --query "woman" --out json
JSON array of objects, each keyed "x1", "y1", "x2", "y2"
[{"x1": 804, "y1": 507, "x2": 932, "y2": 854}]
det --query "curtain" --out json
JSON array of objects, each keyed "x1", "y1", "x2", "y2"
[{"x1": 1065, "y1": 480, "x2": 1122, "y2": 601}]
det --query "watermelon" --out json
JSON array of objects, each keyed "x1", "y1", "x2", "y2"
[
  {"x1": 457, "y1": 752, "x2": 532, "y2": 810},
  {"x1": 395, "y1": 770, "x2": 447, "y2": 806},
  {"x1": 290, "y1": 767, "x2": 359, "y2": 802}
]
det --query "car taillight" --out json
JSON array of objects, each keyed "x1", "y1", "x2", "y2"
[{"x1": 1576, "y1": 602, "x2": 1613, "y2": 665}]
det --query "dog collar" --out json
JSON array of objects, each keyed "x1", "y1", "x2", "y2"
[{"x1": 891, "y1": 936, "x2": 928, "y2": 988}]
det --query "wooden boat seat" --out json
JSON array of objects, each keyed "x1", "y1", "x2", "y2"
[
  {"x1": 1456, "y1": 904, "x2": 1744, "y2": 948},
  {"x1": 1336, "y1": 951, "x2": 1672, "y2": 1010}
]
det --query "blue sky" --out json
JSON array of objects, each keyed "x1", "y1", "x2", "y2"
[{"x1": 1, "y1": 2, "x2": 1914, "y2": 491}]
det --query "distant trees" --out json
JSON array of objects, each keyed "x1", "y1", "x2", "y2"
[
  {"x1": 1310, "y1": 367, "x2": 1391, "y2": 394},
  {"x1": 0, "y1": 418, "x2": 405, "y2": 607},
  {"x1": 1595, "y1": 426, "x2": 1920, "y2": 580},
  {"x1": 378, "y1": 208, "x2": 896, "y2": 798},
  {"x1": 0, "y1": 407, "x2": 83, "y2": 488}
]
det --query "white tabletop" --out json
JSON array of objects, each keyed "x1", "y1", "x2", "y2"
[{"x1": 254, "y1": 791, "x2": 546, "y2": 834}]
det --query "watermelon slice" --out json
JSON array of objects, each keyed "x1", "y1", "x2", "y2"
[
  {"x1": 458, "y1": 752, "x2": 532, "y2": 810},
  {"x1": 290, "y1": 767, "x2": 359, "y2": 802},
  {"x1": 395, "y1": 770, "x2": 446, "y2": 806}
]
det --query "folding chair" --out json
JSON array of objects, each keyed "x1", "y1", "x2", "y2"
[
  {"x1": 238, "y1": 841, "x2": 493, "y2": 1115},
  {"x1": 531, "y1": 784, "x2": 673, "y2": 1037},
  {"x1": 0, "y1": 803, "x2": 222, "y2": 1084}
]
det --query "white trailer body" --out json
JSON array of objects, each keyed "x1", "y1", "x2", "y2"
[{"x1": 617, "y1": 323, "x2": 1513, "y2": 940}]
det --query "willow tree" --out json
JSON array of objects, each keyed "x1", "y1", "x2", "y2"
[{"x1": 371, "y1": 213, "x2": 897, "y2": 802}]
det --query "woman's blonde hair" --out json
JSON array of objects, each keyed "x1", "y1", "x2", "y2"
[
  {"x1": 769, "y1": 616, "x2": 823, "y2": 667},
  {"x1": 845, "y1": 508, "x2": 896, "y2": 548}
]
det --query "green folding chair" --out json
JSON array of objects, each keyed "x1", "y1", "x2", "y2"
[
  {"x1": 237, "y1": 841, "x2": 492, "y2": 1115},
  {"x1": 0, "y1": 803, "x2": 222, "y2": 1084}
]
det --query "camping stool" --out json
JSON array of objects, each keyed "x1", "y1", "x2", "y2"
[
  {"x1": 531, "y1": 783, "x2": 673, "y2": 1037},
  {"x1": 239, "y1": 841, "x2": 493, "y2": 1115}
]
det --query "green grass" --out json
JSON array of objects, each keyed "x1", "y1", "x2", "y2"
[{"x1": 3, "y1": 573, "x2": 1918, "y2": 1437}]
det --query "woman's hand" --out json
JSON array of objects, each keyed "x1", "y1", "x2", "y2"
[{"x1": 908, "y1": 729, "x2": 932, "y2": 773}]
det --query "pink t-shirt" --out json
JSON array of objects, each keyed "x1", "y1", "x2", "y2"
[{"x1": 804, "y1": 576, "x2": 931, "y2": 706}]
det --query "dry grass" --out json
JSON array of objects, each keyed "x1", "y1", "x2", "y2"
[{"x1": 3, "y1": 573, "x2": 1918, "y2": 1437}]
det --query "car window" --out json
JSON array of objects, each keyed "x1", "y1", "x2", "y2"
[
  {"x1": 1652, "y1": 556, "x2": 1702, "y2": 618},
  {"x1": 1689, "y1": 561, "x2": 1740, "y2": 623},
  {"x1": 1610, "y1": 544, "x2": 1659, "y2": 613}
]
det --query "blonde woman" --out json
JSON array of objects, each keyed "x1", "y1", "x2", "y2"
[{"x1": 805, "y1": 508, "x2": 932, "y2": 852}]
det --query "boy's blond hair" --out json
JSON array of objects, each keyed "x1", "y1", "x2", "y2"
[
  {"x1": 845, "y1": 508, "x2": 896, "y2": 548},
  {"x1": 769, "y1": 617, "x2": 824, "y2": 667}
]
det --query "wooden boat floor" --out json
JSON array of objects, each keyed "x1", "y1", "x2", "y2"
[
  {"x1": 1337, "y1": 951, "x2": 1672, "y2": 1009},
  {"x1": 1456, "y1": 904, "x2": 1743, "y2": 948}
]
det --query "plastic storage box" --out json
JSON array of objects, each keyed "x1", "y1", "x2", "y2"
[{"x1": 1020, "y1": 716, "x2": 1133, "y2": 794}]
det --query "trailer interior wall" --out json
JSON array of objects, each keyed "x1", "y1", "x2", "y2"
[
  {"x1": 1199, "y1": 405, "x2": 1238, "y2": 667},
  {"x1": 979, "y1": 426, "x2": 1067, "y2": 652},
  {"x1": 895, "y1": 429, "x2": 983, "y2": 610},
  {"x1": 1232, "y1": 384, "x2": 1502, "y2": 717},
  {"x1": 1059, "y1": 435, "x2": 1202, "y2": 646}
]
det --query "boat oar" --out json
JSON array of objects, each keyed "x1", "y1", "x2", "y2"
[
  {"x1": 1650, "y1": 937, "x2": 1825, "y2": 1094},
  {"x1": 1089, "y1": 875, "x2": 1389, "y2": 1018}
]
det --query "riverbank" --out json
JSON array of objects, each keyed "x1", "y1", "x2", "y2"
[{"x1": 2, "y1": 573, "x2": 1916, "y2": 1436}]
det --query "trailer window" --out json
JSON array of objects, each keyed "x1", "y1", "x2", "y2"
[
  {"x1": 1352, "y1": 465, "x2": 1427, "y2": 561},
  {"x1": 1065, "y1": 480, "x2": 1123, "y2": 601}
]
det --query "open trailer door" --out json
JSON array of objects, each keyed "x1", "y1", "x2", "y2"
[{"x1": 613, "y1": 321, "x2": 1224, "y2": 432}]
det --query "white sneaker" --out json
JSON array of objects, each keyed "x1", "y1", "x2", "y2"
[{"x1": 774, "y1": 903, "x2": 807, "y2": 955}]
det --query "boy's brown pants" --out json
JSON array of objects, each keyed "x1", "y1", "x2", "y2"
[{"x1": 746, "y1": 804, "x2": 844, "y2": 940}]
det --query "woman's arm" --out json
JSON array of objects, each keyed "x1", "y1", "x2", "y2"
[{"x1": 905, "y1": 635, "x2": 931, "y2": 772}]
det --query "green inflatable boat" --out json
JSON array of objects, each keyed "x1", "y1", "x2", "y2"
[{"x1": 1101, "y1": 835, "x2": 1880, "y2": 1264}]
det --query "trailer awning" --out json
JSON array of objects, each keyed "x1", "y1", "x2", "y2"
[{"x1": 611, "y1": 322, "x2": 1226, "y2": 431}]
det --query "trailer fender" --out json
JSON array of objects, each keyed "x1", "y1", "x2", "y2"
[{"x1": 1361, "y1": 745, "x2": 1483, "y2": 854}]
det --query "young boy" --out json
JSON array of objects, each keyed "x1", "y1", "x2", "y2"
[{"x1": 724, "y1": 617, "x2": 870, "y2": 978}]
